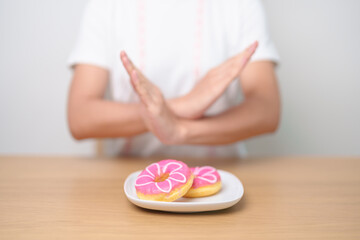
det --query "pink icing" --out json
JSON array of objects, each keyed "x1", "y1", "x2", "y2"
[
  {"x1": 135, "y1": 160, "x2": 192, "y2": 195},
  {"x1": 191, "y1": 166, "x2": 221, "y2": 189}
]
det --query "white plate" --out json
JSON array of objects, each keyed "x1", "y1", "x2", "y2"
[{"x1": 124, "y1": 169, "x2": 244, "y2": 212}]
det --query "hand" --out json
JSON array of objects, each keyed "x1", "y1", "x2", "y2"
[
  {"x1": 119, "y1": 51, "x2": 192, "y2": 119},
  {"x1": 119, "y1": 41, "x2": 257, "y2": 144},
  {"x1": 120, "y1": 41, "x2": 258, "y2": 120},
  {"x1": 120, "y1": 51, "x2": 186, "y2": 144},
  {"x1": 181, "y1": 41, "x2": 258, "y2": 119}
]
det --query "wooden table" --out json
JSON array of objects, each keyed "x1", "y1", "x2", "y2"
[{"x1": 0, "y1": 156, "x2": 359, "y2": 239}]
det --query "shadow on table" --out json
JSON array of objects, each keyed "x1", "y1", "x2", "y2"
[
  {"x1": 115, "y1": 156, "x2": 282, "y2": 168},
  {"x1": 130, "y1": 195, "x2": 247, "y2": 216}
]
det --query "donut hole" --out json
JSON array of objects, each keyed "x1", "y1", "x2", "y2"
[{"x1": 154, "y1": 173, "x2": 169, "y2": 182}]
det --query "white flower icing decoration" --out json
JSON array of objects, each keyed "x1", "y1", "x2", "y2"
[{"x1": 135, "y1": 162, "x2": 187, "y2": 193}]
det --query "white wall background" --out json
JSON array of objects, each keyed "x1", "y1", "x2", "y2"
[
  {"x1": 0, "y1": 0, "x2": 359, "y2": 156},
  {"x1": 246, "y1": 0, "x2": 360, "y2": 156},
  {"x1": 0, "y1": 0, "x2": 93, "y2": 155}
]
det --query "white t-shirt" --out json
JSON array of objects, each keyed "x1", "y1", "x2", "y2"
[{"x1": 68, "y1": 0, "x2": 279, "y2": 158}]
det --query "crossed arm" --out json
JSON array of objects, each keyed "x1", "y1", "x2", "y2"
[
  {"x1": 67, "y1": 42, "x2": 280, "y2": 144},
  {"x1": 181, "y1": 61, "x2": 280, "y2": 145}
]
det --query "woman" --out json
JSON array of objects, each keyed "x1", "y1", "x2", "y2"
[{"x1": 67, "y1": 0, "x2": 280, "y2": 157}]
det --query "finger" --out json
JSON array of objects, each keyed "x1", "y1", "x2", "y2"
[
  {"x1": 121, "y1": 52, "x2": 163, "y2": 106},
  {"x1": 121, "y1": 51, "x2": 150, "y2": 85},
  {"x1": 245, "y1": 40, "x2": 259, "y2": 54},
  {"x1": 123, "y1": 51, "x2": 137, "y2": 70},
  {"x1": 237, "y1": 40, "x2": 258, "y2": 67},
  {"x1": 120, "y1": 51, "x2": 133, "y2": 75},
  {"x1": 212, "y1": 41, "x2": 258, "y2": 81},
  {"x1": 130, "y1": 70, "x2": 151, "y2": 107},
  {"x1": 120, "y1": 51, "x2": 136, "y2": 76},
  {"x1": 217, "y1": 41, "x2": 259, "y2": 80},
  {"x1": 214, "y1": 42, "x2": 255, "y2": 74}
]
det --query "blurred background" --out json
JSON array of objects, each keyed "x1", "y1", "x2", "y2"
[{"x1": 0, "y1": 0, "x2": 359, "y2": 157}]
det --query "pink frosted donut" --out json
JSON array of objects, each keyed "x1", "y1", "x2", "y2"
[
  {"x1": 184, "y1": 166, "x2": 222, "y2": 198},
  {"x1": 135, "y1": 159, "x2": 194, "y2": 202}
]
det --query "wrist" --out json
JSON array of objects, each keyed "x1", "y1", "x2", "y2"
[
  {"x1": 168, "y1": 95, "x2": 195, "y2": 119},
  {"x1": 173, "y1": 119, "x2": 191, "y2": 145},
  {"x1": 167, "y1": 98, "x2": 182, "y2": 116}
]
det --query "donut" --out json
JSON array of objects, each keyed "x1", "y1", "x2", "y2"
[
  {"x1": 184, "y1": 166, "x2": 221, "y2": 198},
  {"x1": 135, "y1": 159, "x2": 194, "y2": 202}
]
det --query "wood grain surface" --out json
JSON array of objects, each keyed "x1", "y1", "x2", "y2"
[{"x1": 0, "y1": 156, "x2": 359, "y2": 239}]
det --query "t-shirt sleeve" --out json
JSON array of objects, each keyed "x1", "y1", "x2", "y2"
[
  {"x1": 67, "y1": 0, "x2": 112, "y2": 69},
  {"x1": 232, "y1": 0, "x2": 280, "y2": 64}
]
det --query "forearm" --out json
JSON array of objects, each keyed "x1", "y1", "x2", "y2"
[
  {"x1": 68, "y1": 99, "x2": 147, "y2": 139},
  {"x1": 68, "y1": 97, "x2": 187, "y2": 140},
  {"x1": 180, "y1": 96, "x2": 280, "y2": 145}
]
